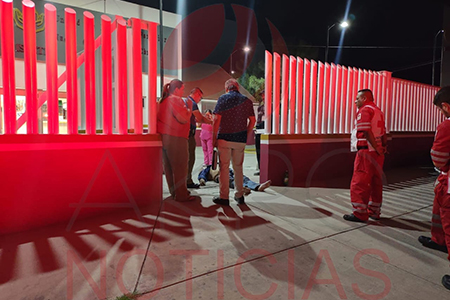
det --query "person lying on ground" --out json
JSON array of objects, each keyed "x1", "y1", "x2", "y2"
[{"x1": 198, "y1": 165, "x2": 271, "y2": 195}]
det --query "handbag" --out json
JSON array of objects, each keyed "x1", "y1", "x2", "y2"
[{"x1": 212, "y1": 149, "x2": 218, "y2": 170}]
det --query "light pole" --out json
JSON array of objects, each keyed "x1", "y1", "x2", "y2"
[
  {"x1": 432, "y1": 29, "x2": 444, "y2": 86},
  {"x1": 325, "y1": 21, "x2": 349, "y2": 63},
  {"x1": 230, "y1": 46, "x2": 251, "y2": 75}
]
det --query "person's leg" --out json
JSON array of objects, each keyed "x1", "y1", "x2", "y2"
[
  {"x1": 166, "y1": 136, "x2": 191, "y2": 201},
  {"x1": 161, "y1": 134, "x2": 175, "y2": 197},
  {"x1": 349, "y1": 151, "x2": 371, "y2": 221},
  {"x1": 230, "y1": 142, "x2": 246, "y2": 199},
  {"x1": 198, "y1": 165, "x2": 210, "y2": 182},
  {"x1": 243, "y1": 175, "x2": 259, "y2": 190},
  {"x1": 368, "y1": 153, "x2": 385, "y2": 219},
  {"x1": 206, "y1": 137, "x2": 214, "y2": 166},
  {"x1": 255, "y1": 133, "x2": 261, "y2": 169},
  {"x1": 218, "y1": 140, "x2": 231, "y2": 200},
  {"x1": 186, "y1": 133, "x2": 196, "y2": 185},
  {"x1": 201, "y1": 138, "x2": 209, "y2": 165},
  {"x1": 432, "y1": 176, "x2": 447, "y2": 246},
  {"x1": 440, "y1": 195, "x2": 450, "y2": 261}
]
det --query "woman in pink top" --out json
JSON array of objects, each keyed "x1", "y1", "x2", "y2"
[
  {"x1": 200, "y1": 110, "x2": 214, "y2": 166},
  {"x1": 157, "y1": 79, "x2": 199, "y2": 202}
]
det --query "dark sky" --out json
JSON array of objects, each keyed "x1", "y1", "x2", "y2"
[{"x1": 125, "y1": 0, "x2": 445, "y2": 85}]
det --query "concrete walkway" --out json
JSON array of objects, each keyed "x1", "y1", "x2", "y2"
[{"x1": 1, "y1": 147, "x2": 449, "y2": 300}]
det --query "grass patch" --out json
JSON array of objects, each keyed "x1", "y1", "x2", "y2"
[{"x1": 115, "y1": 293, "x2": 139, "y2": 300}]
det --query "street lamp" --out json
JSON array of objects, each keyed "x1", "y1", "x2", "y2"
[
  {"x1": 230, "y1": 46, "x2": 251, "y2": 75},
  {"x1": 325, "y1": 21, "x2": 349, "y2": 63},
  {"x1": 432, "y1": 29, "x2": 445, "y2": 86}
]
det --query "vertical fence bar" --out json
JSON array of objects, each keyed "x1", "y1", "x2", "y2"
[
  {"x1": 428, "y1": 88, "x2": 433, "y2": 130},
  {"x1": 295, "y1": 57, "x2": 304, "y2": 134},
  {"x1": 1, "y1": 0, "x2": 16, "y2": 134},
  {"x1": 148, "y1": 22, "x2": 158, "y2": 134},
  {"x1": 324, "y1": 63, "x2": 331, "y2": 133},
  {"x1": 102, "y1": 15, "x2": 112, "y2": 134},
  {"x1": 264, "y1": 51, "x2": 273, "y2": 134},
  {"x1": 329, "y1": 63, "x2": 336, "y2": 134},
  {"x1": 281, "y1": 55, "x2": 289, "y2": 134},
  {"x1": 428, "y1": 88, "x2": 432, "y2": 131},
  {"x1": 401, "y1": 81, "x2": 406, "y2": 132},
  {"x1": 401, "y1": 82, "x2": 406, "y2": 131},
  {"x1": 379, "y1": 74, "x2": 385, "y2": 115},
  {"x1": 335, "y1": 65, "x2": 342, "y2": 134},
  {"x1": 351, "y1": 68, "x2": 358, "y2": 129},
  {"x1": 402, "y1": 82, "x2": 407, "y2": 131},
  {"x1": 407, "y1": 83, "x2": 412, "y2": 131},
  {"x1": 117, "y1": 19, "x2": 128, "y2": 134},
  {"x1": 45, "y1": 4, "x2": 58, "y2": 134},
  {"x1": 368, "y1": 71, "x2": 373, "y2": 91},
  {"x1": 23, "y1": 0, "x2": 38, "y2": 134},
  {"x1": 310, "y1": 60, "x2": 317, "y2": 134},
  {"x1": 393, "y1": 80, "x2": 399, "y2": 131},
  {"x1": 391, "y1": 80, "x2": 398, "y2": 131},
  {"x1": 288, "y1": 56, "x2": 296, "y2": 134},
  {"x1": 273, "y1": 53, "x2": 281, "y2": 134},
  {"x1": 380, "y1": 74, "x2": 386, "y2": 122},
  {"x1": 363, "y1": 70, "x2": 369, "y2": 89},
  {"x1": 420, "y1": 86, "x2": 424, "y2": 131},
  {"x1": 411, "y1": 84, "x2": 415, "y2": 132},
  {"x1": 84, "y1": 11, "x2": 96, "y2": 135},
  {"x1": 341, "y1": 66, "x2": 348, "y2": 134},
  {"x1": 65, "y1": 8, "x2": 78, "y2": 134},
  {"x1": 346, "y1": 67, "x2": 353, "y2": 133},
  {"x1": 425, "y1": 87, "x2": 428, "y2": 132},
  {"x1": 416, "y1": 85, "x2": 421, "y2": 131},
  {"x1": 373, "y1": 72, "x2": 379, "y2": 101},
  {"x1": 132, "y1": 18, "x2": 143, "y2": 134},
  {"x1": 303, "y1": 59, "x2": 311, "y2": 134},
  {"x1": 414, "y1": 84, "x2": 418, "y2": 131},
  {"x1": 317, "y1": 62, "x2": 324, "y2": 134}
]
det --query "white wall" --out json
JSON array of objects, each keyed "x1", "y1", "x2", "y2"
[{"x1": 48, "y1": 0, "x2": 182, "y2": 28}]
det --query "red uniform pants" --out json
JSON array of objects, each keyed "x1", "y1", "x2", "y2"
[
  {"x1": 431, "y1": 173, "x2": 450, "y2": 260},
  {"x1": 350, "y1": 150, "x2": 385, "y2": 221}
]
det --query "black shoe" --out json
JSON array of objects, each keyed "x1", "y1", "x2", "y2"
[
  {"x1": 343, "y1": 214, "x2": 366, "y2": 223},
  {"x1": 369, "y1": 215, "x2": 381, "y2": 221},
  {"x1": 234, "y1": 196, "x2": 245, "y2": 205},
  {"x1": 442, "y1": 275, "x2": 450, "y2": 290},
  {"x1": 213, "y1": 197, "x2": 230, "y2": 206},
  {"x1": 187, "y1": 183, "x2": 201, "y2": 189},
  {"x1": 418, "y1": 236, "x2": 448, "y2": 253}
]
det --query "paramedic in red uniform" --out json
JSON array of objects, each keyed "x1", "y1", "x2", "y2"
[
  {"x1": 418, "y1": 86, "x2": 450, "y2": 290},
  {"x1": 344, "y1": 89, "x2": 387, "y2": 223}
]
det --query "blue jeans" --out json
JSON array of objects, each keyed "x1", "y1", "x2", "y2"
[{"x1": 198, "y1": 167, "x2": 259, "y2": 191}]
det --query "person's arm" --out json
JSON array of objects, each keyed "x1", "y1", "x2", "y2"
[
  {"x1": 362, "y1": 130, "x2": 384, "y2": 155},
  {"x1": 431, "y1": 124, "x2": 450, "y2": 170},
  {"x1": 172, "y1": 99, "x2": 191, "y2": 124},
  {"x1": 247, "y1": 116, "x2": 256, "y2": 138},
  {"x1": 193, "y1": 110, "x2": 212, "y2": 124},
  {"x1": 212, "y1": 114, "x2": 221, "y2": 147}
]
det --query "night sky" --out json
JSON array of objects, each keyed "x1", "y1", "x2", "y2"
[{"x1": 125, "y1": 0, "x2": 445, "y2": 85}]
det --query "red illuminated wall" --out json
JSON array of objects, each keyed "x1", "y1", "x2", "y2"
[
  {"x1": 260, "y1": 133, "x2": 434, "y2": 187},
  {"x1": 0, "y1": 135, "x2": 162, "y2": 235}
]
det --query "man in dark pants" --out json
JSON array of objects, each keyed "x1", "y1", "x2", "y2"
[
  {"x1": 254, "y1": 89, "x2": 265, "y2": 175},
  {"x1": 184, "y1": 87, "x2": 210, "y2": 189},
  {"x1": 212, "y1": 79, "x2": 256, "y2": 205}
]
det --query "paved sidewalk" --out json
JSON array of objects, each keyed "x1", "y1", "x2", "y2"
[{"x1": 1, "y1": 147, "x2": 449, "y2": 299}]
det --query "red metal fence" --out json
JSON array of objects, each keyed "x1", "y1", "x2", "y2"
[
  {"x1": 0, "y1": 0, "x2": 158, "y2": 135},
  {"x1": 264, "y1": 51, "x2": 443, "y2": 135}
]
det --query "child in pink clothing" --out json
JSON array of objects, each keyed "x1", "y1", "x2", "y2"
[{"x1": 200, "y1": 110, "x2": 214, "y2": 166}]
